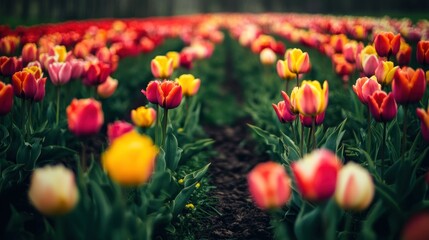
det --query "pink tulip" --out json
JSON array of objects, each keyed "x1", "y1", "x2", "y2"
[
  {"x1": 66, "y1": 98, "x2": 104, "y2": 136},
  {"x1": 107, "y1": 120, "x2": 134, "y2": 143},
  {"x1": 48, "y1": 62, "x2": 72, "y2": 86},
  {"x1": 362, "y1": 54, "x2": 380, "y2": 77},
  {"x1": 141, "y1": 80, "x2": 161, "y2": 104},
  {"x1": 272, "y1": 91, "x2": 297, "y2": 123},
  {"x1": 368, "y1": 91, "x2": 397, "y2": 122},
  {"x1": 299, "y1": 112, "x2": 325, "y2": 127},
  {"x1": 352, "y1": 76, "x2": 381, "y2": 105},
  {"x1": 248, "y1": 161, "x2": 291, "y2": 210}
]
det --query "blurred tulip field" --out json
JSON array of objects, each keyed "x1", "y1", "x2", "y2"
[{"x1": 1, "y1": 12, "x2": 429, "y2": 240}]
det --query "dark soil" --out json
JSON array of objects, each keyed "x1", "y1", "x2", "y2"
[{"x1": 199, "y1": 121, "x2": 273, "y2": 240}]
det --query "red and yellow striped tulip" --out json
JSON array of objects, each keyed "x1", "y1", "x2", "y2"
[
  {"x1": 295, "y1": 80, "x2": 329, "y2": 117},
  {"x1": 286, "y1": 48, "x2": 311, "y2": 74}
]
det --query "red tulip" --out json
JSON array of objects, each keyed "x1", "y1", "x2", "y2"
[
  {"x1": 272, "y1": 91, "x2": 296, "y2": 123},
  {"x1": 291, "y1": 149, "x2": 342, "y2": 202},
  {"x1": 416, "y1": 40, "x2": 429, "y2": 66},
  {"x1": 0, "y1": 56, "x2": 21, "y2": 77},
  {"x1": 368, "y1": 91, "x2": 397, "y2": 122},
  {"x1": 22, "y1": 43, "x2": 38, "y2": 65},
  {"x1": 299, "y1": 112, "x2": 325, "y2": 127},
  {"x1": 396, "y1": 40, "x2": 411, "y2": 67},
  {"x1": 392, "y1": 67, "x2": 426, "y2": 104},
  {"x1": 156, "y1": 80, "x2": 182, "y2": 109},
  {"x1": 48, "y1": 62, "x2": 72, "y2": 86},
  {"x1": 107, "y1": 120, "x2": 134, "y2": 143},
  {"x1": 83, "y1": 62, "x2": 110, "y2": 86},
  {"x1": 373, "y1": 32, "x2": 401, "y2": 58},
  {"x1": 0, "y1": 81, "x2": 13, "y2": 116},
  {"x1": 141, "y1": 80, "x2": 160, "y2": 104},
  {"x1": 352, "y1": 76, "x2": 381, "y2": 105},
  {"x1": 247, "y1": 161, "x2": 291, "y2": 210},
  {"x1": 66, "y1": 98, "x2": 104, "y2": 136},
  {"x1": 416, "y1": 107, "x2": 429, "y2": 142},
  {"x1": 401, "y1": 211, "x2": 429, "y2": 240}
]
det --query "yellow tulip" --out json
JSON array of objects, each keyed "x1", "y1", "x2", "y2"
[{"x1": 176, "y1": 74, "x2": 201, "y2": 97}]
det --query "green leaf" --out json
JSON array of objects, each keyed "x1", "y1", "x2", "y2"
[
  {"x1": 294, "y1": 203, "x2": 322, "y2": 240},
  {"x1": 164, "y1": 127, "x2": 182, "y2": 171},
  {"x1": 375, "y1": 182, "x2": 403, "y2": 216},
  {"x1": 183, "y1": 163, "x2": 210, "y2": 187},
  {"x1": 39, "y1": 145, "x2": 77, "y2": 162},
  {"x1": 0, "y1": 125, "x2": 10, "y2": 154},
  {"x1": 172, "y1": 182, "x2": 198, "y2": 217},
  {"x1": 16, "y1": 138, "x2": 42, "y2": 170},
  {"x1": 322, "y1": 118, "x2": 347, "y2": 153},
  {"x1": 279, "y1": 131, "x2": 300, "y2": 162},
  {"x1": 248, "y1": 124, "x2": 283, "y2": 160},
  {"x1": 155, "y1": 149, "x2": 166, "y2": 172}
]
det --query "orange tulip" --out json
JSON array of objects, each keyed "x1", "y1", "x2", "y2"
[
  {"x1": 392, "y1": 67, "x2": 426, "y2": 104},
  {"x1": 22, "y1": 43, "x2": 38, "y2": 65},
  {"x1": 97, "y1": 76, "x2": 118, "y2": 98},
  {"x1": 373, "y1": 32, "x2": 401, "y2": 58}
]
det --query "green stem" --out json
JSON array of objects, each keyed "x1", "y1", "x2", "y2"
[
  {"x1": 366, "y1": 106, "x2": 371, "y2": 154},
  {"x1": 28, "y1": 101, "x2": 33, "y2": 134},
  {"x1": 81, "y1": 141, "x2": 87, "y2": 172},
  {"x1": 162, "y1": 108, "x2": 168, "y2": 146},
  {"x1": 381, "y1": 122, "x2": 387, "y2": 178},
  {"x1": 401, "y1": 104, "x2": 408, "y2": 157},
  {"x1": 56, "y1": 86, "x2": 61, "y2": 126},
  {"x1": 312, "y1": 117, "x2": 317, "y2": 150},
  {"x1": 307, "y1": 125, "x2": 312, "y2": 151},
  {"x1": 299, "y1": 121, "x2": 304, "y2": 156},
  {"x1": 290, "y1": 121, "x2": 297, "y2": 144},
  {"x1": 155, "y1": 105, "x2": 160, "y2": 145}
]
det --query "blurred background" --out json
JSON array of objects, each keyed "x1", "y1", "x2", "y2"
[{"x1": 1, "y1": 0, "x2": 428, "y2": 26}]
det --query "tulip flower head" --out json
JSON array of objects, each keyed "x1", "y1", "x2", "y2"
[
  {"x1": 22, "y1": 43, "x2": 38, "y2": 65},
  {"x1": 352, "y1": 76, "x2": 382, "y2": 105},
  {"x1": 335, "y1": 162, "x2": 374, "y2": 211},
  {"x1": 417, "y1": 40, "x2": 429, "y2": 66},
  {"x1": 286, "y1": 48, "x2": 311, "y2": 74},
  {"x1": 416, "y1": 107, "x2": 429, "y2": 142},
  {"x1": 97, "y1": 76, "x2": 118, "y2": 98},
  {"x1": 401, "y1": 211, "x2": 429, "y2": 240},
  {"x1": 107, "y1": 120, "x2": 134, "y2": 143},
  {"x1": 368, "y1": 90, "x2": 397, "y2": 122},
  {"x1": 260, "y1": 48, "x2": 277, "y2": 65},
  {"x1": 276, "y1": 59, "x2": 295, "y2": 80},
  {"x1": 0, "y1": 81, "x2": 13, "y2": 116},
  {"x1": 300, "y1": 112, "x2": 325, "y2": 128},
  {"x1": 295, "y1": 80, "x2": 329, "y2": 117},
  {"x1": 360, "y1": 45, "x2": 380, "y2": 77},
  {"x1": 102, "y1": 130, "x2": 158, "y2": 186},
  {"x1": 291, "y1": 149, "x2": 342, "y2": 202},
  {"x1": 48, "y1": 62, "x2": 72, "y2": 86},
  {"x1": 131, "y1": 106, "x2": 157, "y2": 128},
  {"x1": 0, "y1": 35, "x2": 19, "y2": 56},
  {"x1": 51, "y1": 45, "x2": 68, "y2": 62},
  {"x1": 66, "y1": 98, "x2": 104, "y2": 136},
  {"x1": 166, "y1": 51, "x2": 180, "y2": 69},
  {"x1": 12, "y1": 68, "x2": 46, "y2": 101},
  {"x1": 176, "y1": 74, "x2": 201, "y2": 97},
  {"x1": 151, "y1": 56, "x2": 174, "y2": 79},
  {"x1": 392, "y1": 67, "x2": 426, "y2": 105},
  {"x1": 375, "y1": 61, "x2": 398, "y2": 86},
  {"x1": 247, "y1": 161, "x2": 291, "y2": 210},
  {"x1": 83, "y1": 62, "x2": 110, "y2": 86},
  {"x1": 0, "y1": 56, "x2": 21, "y2": 77},
  {"x1": 156, "y1": 80, "x2": 183, "y2": 109},
  {"x1": 373, "y1": 32, "x2": 401, "y2": 58},
  {"x1": 272, "y1": 91, "x2": 297, "y2": 123},
  {"x1": 396, "y1": 40, "x2": 411, "y2": 67},
  {"x1": 28, "y1": 165, "x2": 79, "y2": 216}
]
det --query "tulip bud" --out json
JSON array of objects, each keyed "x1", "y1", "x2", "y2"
[
  {"x1": 374, "y1": 32, "x2": 401, "y2": 58},
  {"x1": 28, "y1": 165, "x2": 79, "y2": 216},
  {"x1": 375, "y1": 61, "x2": 398, "y2": 86},
  {"x1": 291, "y1": 149, "x2": 342, "y2": 202},
  {"x1": 83, "y1": 62, "x2": 110, "y2": 86},
  {"x1": 0, "y1": 81, "x2": 13, "y2": 116},
  {"x1": 396, "y1": 40, "x2": 411, "y2": 67},
  {"x1": 48, "y1": 62, "x2": 72, "y2": 86},
  {"x1": 392, "y1": 67, "x2": 426, "y2": 105},
  {"x1": 141, "y1": 80, "x2": 160, "y2": 104},
  {"x1": 176, "y1": 74, "x2": 200, "y2": 97},
  {"x1": 260, "y1": 48, "x2": 277, "y2": 65},
  {"x1": 69, "y1": 59, "x2": 85, "y2": 79},
  {"x1": 97, "y1": 76, "x2": 118, "y2": 98},
  {"x1": 22, "y1": 43, "x2": 38, "y2": 65},
  {"x1": 335, "y1": 162, "x2": 374, "y2": 211},
  {"x1": 416, "y1": 107, "x2": 429, "y2": 142},
  {"x1": 107, "y1": 120, "x2": 134, "y2": 143},
  {"x1": 166, "y1": 51, "x2": 180, "y2": 69},
  {"x1": 102, "y1": 130, "x2": 158, "y2": 186},
  {"x1": 272, "y1": 91, "x2": 296, "y2": 123},
  {"x1": 131, "y1": 106, "x2": 156, "y2": 128},
  {"x1": 156, "y1": 80, "x2": 182, "y2": 109},
  {"x1": 276, "y1": 59, "x2": 295, "y2": 80},
  {"x1": 151, "y1": 56, "x2": 174, "y2": 79},
  {"x1": 295, "y1": 80, "x2": 329, "y2": 117},
  {"x1": 286, "y1": 48, "x2": 311, "y2": 74},
  {"x1": 416, "y1": 40, "x2": 429, "y2": 66},
  {"x1": 66, "y1": 98, "x2": 104, "y2": 136},
  {"x1": 368, "y1": 90, "x2": 397, "y2": 122},
  {"x1": 247, "y1": 161, "x2": 291, "y2": 210},
  {"x1": 352, "y1": 76, "x2": 381, "y2": 105}
]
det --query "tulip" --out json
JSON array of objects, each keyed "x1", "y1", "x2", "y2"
[
  {"x1": 332, "y1": 54, "x2": 354, "y2": 82},
  {"x1": 300, "y1": 112, "x2": 325, "y2": 127},
  {"x1": 330, "y1": 34, "x2": 348, "y2": 53},
  {"x1": 251, "y1": 34, "x2": 276, "y2": 54},
  {"x1": 66, "y1": 98, "x2": 104, "y2": 136},
  {"x1": 23, "y1": 66, "x2": 43, "y2": 80},
  {"x1": 73, "y1": 42, "x2": 90, "y2": 59},
  {"x1": 353, "y1": 76, "x2": 382, "y2": 105},
  {"x1": 166, "y1": 51, "x2": 180, "y2": 69},
  {"x1": 416, "y1": 107, "x2": 429, "y2": 142},
  {"x1": 0, "y1": 56, "x2": 21, "y2": 77},
  {"x1": 51, "y1": 45, "x2": 68, "y2": 62},
  {"x1": 335, "y1": 162, "x2": 374, "y2": 211},
  {"x1": 276, "y1": 59, "x2": 295, "y2": 80},
  {"x1": 151, "y1": 55, "x2": 174, "y2": 79},
  {"x1": 28, "y1": 165, "x2": 79, "y2": 216},
  {"x1": 38, "y1": 53, "x2": 56, "y2": 70},
  {"x1": 247, "y1": 161, "x2": 291, "y2": 210},
  {"x1": 392, "y1": 67, "x2": 426, "y2": 105},
  {"x1": 260, "y1": 48, "x2": 277, "y2": 65},
  {"x1": 291, "y1": 149, "x2": 342, "y2": 202},
  {"x1": 107, "y1": 120, "x2": 134, "y2": 143},
  {"x1": 416, "y1": 40, "x2": 429, "y2": 66},
  {"x1": 83, "y1": 62, "x2": 110, "y2": 86},
  {"x1": 286, "y1": 48, "x2": 311, "y2": 75},
  {"x1": 368, "y1": 90, "x2": 397, "y2": 122},
  {"x1": 272, "y1": 91, "x2": 296, "y2": 123},
  {"x1": 141, "y1": 80, "x2": 160, "y2": 104},
  {"x1": 176, "y1": 74, "x2": 200, "y2": 97},
  {"x1": 97, "y1": 76, "x2": 118, "y2": 98},
  {"x1": 11, "y1": 70, "x2": 45, "y2": 101},
  {"x1": 401, "y1": 211, "x2": 429, "y2": 240},
  {"x1": 373, "y1": 32, "x2": 401, "y2": 58},
  {"x1": 179, "y1": 50, "x2": 194, "y2": 69},
  {"x1": 48, "y1": 62, "x2": 72, "y2": 86},
  {"x1": 102, "y1": 130, "x2": 158, "y2": 186},
  {"x1": 156, "y1": 80, "x2": 182, "y2": 109},
  {"x1": 295, "y1": 80, "x2": 329, "y2": 117},
  {"x1": 22, "y1": 43, "x2": 38, "y2": 65},
  {"x1": 343, "y1": 41, "x2": 364, "y2": 63},
  {"x1": 396, "y1": 40, "x2": 411, "y2": 67},
  {"x1": 375, "y1": 61, "x2": 398, "y2": 86},
  {"x1": 68, "y1": 59, "x2": 85, "y2": 79},
  {"x1": 131, "y1": 106, "x2": 156, "y2": 128},
  {"x1": 0, "y1": 81, "x2": 13, "y2": 116},
  {"x1": 0, "y1": 35, "x2": 19, "y2": 56}
]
